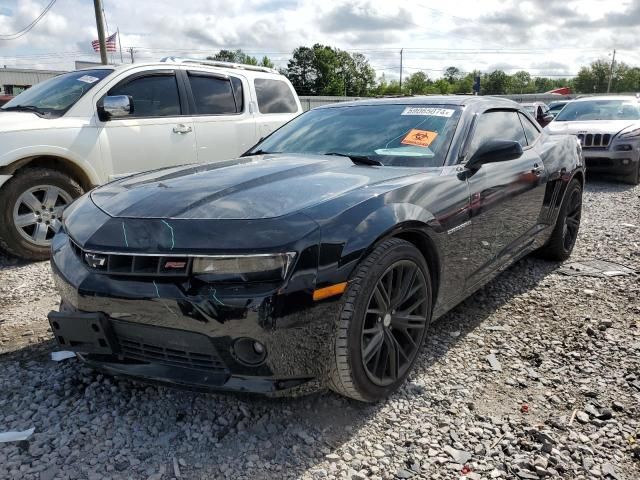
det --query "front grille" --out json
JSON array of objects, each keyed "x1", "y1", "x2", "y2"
[
  {"x1": 117, "y1": 337, "x2": 227, "y2": 371},
  {"x1": 577, "y1": 133, "x2": 612, "y2": 149},
  {"x1": 585, "y1": 157, "x2": 615, "y2": 167},
  {"x1": 70, "y1": 239, "x2": 190, "y2": 276},
  {"x1": 111, "y1": 320, "x2": 229, "y2": 373}
]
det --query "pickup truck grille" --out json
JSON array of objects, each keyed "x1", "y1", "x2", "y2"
[
  {"x1": 69, "y1": 239, "x2": 191, "y2": 276},
  {"x1": 577, "y1": 133, "x2": 612, "y2": 149}
]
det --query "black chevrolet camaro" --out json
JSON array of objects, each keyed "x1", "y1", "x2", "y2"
[{"x1": 49, "y1": 96, "x2": 584, "y2": 402}]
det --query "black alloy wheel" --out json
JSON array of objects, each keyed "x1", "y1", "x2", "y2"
[
  {"x1": 562, "y1": 187, "x2": 582, "y2": 252},
  {"x1": 536, "y1": 178, "x2": 582, "y2": 261},
  {"x1": 361, "y1": 260, "x2": 429, "y2": 386},
  {"x1": 328, "y1": 238, "x2": 432, "y2": 402}
]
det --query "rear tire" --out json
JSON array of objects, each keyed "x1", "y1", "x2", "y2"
[
  {"x1": 536, "y1": 178, "x2": 582, "y2": 261},
  {"x1": 0, "y1": 168, "x2": 83, "y2": 260},
  {"x1": 328, "y1": 238, "x2": 432, "y2": 402}
]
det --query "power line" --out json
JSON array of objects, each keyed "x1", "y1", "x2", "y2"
[{"x1": 0, "y1": 0, "x2": 57, "y2": 40}]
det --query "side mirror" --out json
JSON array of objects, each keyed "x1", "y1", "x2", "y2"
[
  {"x1": 466, "y1": 140, "x2": 523, "y2": 171},
  {"x1": 543, "y1": 113, "x2": 554, "y2": 122},
  {"x1": 98, "y1": 95, "x2": 133, "y2": 121}
]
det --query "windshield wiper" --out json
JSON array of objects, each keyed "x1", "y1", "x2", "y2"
[
  {"x1": 2, "y1": 105, "x2": 47, "y2": 115},
  {"x1": 242, "y1": 149, "x2": 280, "y2": 157},
  {"x1": 324, "y1": 152, "x2": 383, "y2": 166}
]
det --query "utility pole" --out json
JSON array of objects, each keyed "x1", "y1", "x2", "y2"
[
  {"x1": 92, "y1": 0, "x2": 108, "y2": 65},
  {"x1": 128, "y1": 47, "x2": 135, "y2": 64},
  {"x1": 399, "y1": 48, "x2": 403, "y2": 92},
  {"x1": 607, "y1": 49, "x2": 616, "y2": 93}
]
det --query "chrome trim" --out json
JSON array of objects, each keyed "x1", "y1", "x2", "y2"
[
  {"x1": 160, "y1": 56, "x2": 280, "y2": 74},
  {"x1": 102, "y1": 95, "x2": 132, "y2": 118},
  {"x1": 447, "y1": 220, "x2": 471, "y2": 235},
  {"x1": 68, "y1": 237, "x2": 297, "y2": 277}
]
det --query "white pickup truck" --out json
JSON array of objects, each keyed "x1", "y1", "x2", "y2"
[{"x1": 0, "y1": 58, "x2": 302, "y2": 259}]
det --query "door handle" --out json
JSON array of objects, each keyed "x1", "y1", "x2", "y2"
[
  {"x1": 173, "y1": 124, "x2": 192, "y2": 134},
  {"x1": 532, "y1": 163, "x2": 544, "y2": 175}
]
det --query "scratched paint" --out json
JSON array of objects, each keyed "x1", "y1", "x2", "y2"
[{"x1": 161, "y1": 220, "x2": 175, "y2": 250}]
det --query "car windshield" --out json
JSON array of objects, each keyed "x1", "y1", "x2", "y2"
[
  {"x1": 548, "y1": 103, "x2": 566, "y2": 112},
  {"x1": 250, "y1": 104, "x2": 462, "y2": 167},
  {"x1": 554, "y1": 99, "x2": 640, "y2": 121},
  {"x1": 1, "y1": 69, "x2": 112, "y2": 118}
]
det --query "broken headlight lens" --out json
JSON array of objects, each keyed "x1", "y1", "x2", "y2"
[{"x1": 191, "y1": 253, "x2": 296, "y2": 282}]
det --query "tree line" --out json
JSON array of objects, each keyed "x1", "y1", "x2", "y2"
[{"x1": 208, "y1": 46, "x2": 640, "y2": 96}]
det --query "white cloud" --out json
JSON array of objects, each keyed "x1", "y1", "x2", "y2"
[{"x1": 0, "y1": 0, "x2": 638, "y2": 78}]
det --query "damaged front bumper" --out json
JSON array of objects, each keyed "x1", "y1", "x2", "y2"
[{"x1": 48, "y1": 231, "x2": 341, "y2": 396}]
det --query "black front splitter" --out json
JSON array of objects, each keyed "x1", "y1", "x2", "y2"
[{"x1": 80, "y1": 354, "x2": 321, "y2": 397}]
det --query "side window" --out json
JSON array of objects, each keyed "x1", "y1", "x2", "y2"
[
  {"x1": 468, "y1": 110, "x2": 527, "y2": 156},
  {"x1": 187, "y1": 73, "x2": 237, "y2": 115},
  {"x1": 254, "y1": 78, "x2": 297, "y2": 114},
  {"x1": 109, "y1": 74, "x2": 180, "y2": 117},
  {"x1": 230, "y1": 76, "x2": 244, "y2": 112},
  {"x1": 519, "y1": 112, "x2": 541, "y2": 146}
]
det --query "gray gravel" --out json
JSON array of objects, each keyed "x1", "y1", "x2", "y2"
[{"x1": 0, "y1": 180, "x2": 639, "y2": 480}]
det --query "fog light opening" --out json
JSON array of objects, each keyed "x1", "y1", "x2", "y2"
[
  {"x1": 232, "y1": 338, "x2": 267, "y2": 366},
  {"x1": 621, "y1": 158, "x2": 631, "y2": 165}
]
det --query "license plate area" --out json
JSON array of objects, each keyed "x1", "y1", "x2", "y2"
[{"x1": 48, "y1": 311, "x2": 117, "y2": 355}]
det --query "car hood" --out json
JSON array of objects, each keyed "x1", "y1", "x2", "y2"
[
  {"x1": 0, "y1": 110, "x2": 52, "y2": 132},
  {"x1": 90, "y1": 154, "x2": 421, "y2": 220},
  {"x1": 546, "y1": 119, "x2": 640, "y2": 136}
]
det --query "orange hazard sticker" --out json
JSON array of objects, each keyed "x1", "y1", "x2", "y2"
[{"x1": 401, "y1": 129, "x2": 438, "y2": 147}]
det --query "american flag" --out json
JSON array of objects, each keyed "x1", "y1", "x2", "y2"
[{"x1": 92, "y1": 32, "x2": 117, "y2": 53}]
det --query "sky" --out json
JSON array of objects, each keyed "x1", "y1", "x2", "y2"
[{"x1": 1, "y1": 0, "x2": 639, "y2": 81}]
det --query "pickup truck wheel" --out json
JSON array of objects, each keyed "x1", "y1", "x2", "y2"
[
  {"x1": 327, "y1": 238, "x2": 432, "y2": 402},
  {"x1": 0, "y1": 168, "x2": 83, "y2": 260}
]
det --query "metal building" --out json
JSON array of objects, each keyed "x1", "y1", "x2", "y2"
[{"x1": 0, "y1": 67, "x2": 67, "y2": 96}]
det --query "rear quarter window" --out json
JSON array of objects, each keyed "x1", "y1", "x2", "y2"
[{"x1": 254, "y1": 78, "x2": 298, "y2": 114}]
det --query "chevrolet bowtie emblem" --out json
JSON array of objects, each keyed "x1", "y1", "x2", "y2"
[{"x1": 84, "y1": 252, "x2": 107, "y2": 268}]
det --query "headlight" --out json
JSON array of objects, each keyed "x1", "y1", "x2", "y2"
[
  {"x1": 192, "y1": 253, "x2": 296, "y2": 282},
  {"x1": 618, "y1": 128, "x2": 640, "y2": 139}
]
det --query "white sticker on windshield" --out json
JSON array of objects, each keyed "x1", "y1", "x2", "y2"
[
  {"x1": 77, "y1": 75, "x2": 99, "y2": 84},
  {"x1": 401, "y1": 107, "x2": 455, "y2": 117}
]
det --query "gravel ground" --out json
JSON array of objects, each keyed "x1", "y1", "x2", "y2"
[{"x1": 0, "y1": 180, "x2": 638, "y2": 480}]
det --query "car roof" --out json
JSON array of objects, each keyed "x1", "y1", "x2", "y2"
[
  {"x1": 315, "y1": 95, "x2": 521, "y2": 110},
  {"x1": 572, "y1": 95, "x2": 640, "y2": 103},
  {"x1": 76, "y1": 61, "x2": 284, "y2": 80}
]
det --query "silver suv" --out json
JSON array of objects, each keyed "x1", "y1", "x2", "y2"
[{"x1": 545, "y1": 95, "x2": 640, "y2": 185}]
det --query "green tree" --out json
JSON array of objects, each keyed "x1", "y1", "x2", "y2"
[
  {"x1": 482, "y1": 70, "x2": 510, "y2": 95},
  {"x1": 285, "y1": 44, "x2": 376, "y2": 96},
  {"x1": 285, "y1": 46, "x2": 316, "y2": 95},
  {"x1": 404, "y1": 71, "x2": 430, "y2": 94},
  {"x1": 260, "y1": 56, "x2": 275, "y2": 69},
  {"x1": 509, "y1": 71, "x2": 532, "y2": 94},
  {"x1": 432, "y1": 78, "x2": 450, "y2": 94},
  {"x1": 444, "y1": 67, "x2": 462, "y2": 84},
  {"x1": 208, "y1": 49, "x2": 256, "y2": 65}
]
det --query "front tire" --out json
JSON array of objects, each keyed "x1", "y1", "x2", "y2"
[
  {"x1": 0, "y1": 168, "x2": 83, "y2": 260},
  {"x1": 537, "y1": 178, "x2": 582, "y2": 261},
  {"x1": 624, "y1": 162, "x2": 640, "y2": 185},
  {"x1": 328, "y1": 238, "x2": 432, "y2": 402}
]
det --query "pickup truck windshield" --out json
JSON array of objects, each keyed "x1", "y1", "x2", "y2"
[
  {"x1": 554, "y1": 99, "x2": 640, "y2": 121},
  {"x1": 1, "y1": 69, "x2": 112, "y2": 118},
  {"x1": 250, "y1": 104, "x2": 462, "y2": 167}
]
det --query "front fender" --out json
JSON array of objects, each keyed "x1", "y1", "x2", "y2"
[
  {"x1": 0, "y1": 145, "x2": 102, "y2": 186},
  {"x1": 343, "y1": 202, "x2": 436, "y2": 258},
  {"x1": 315, "y1": 200, "x2": 440, "y2": 287}
]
